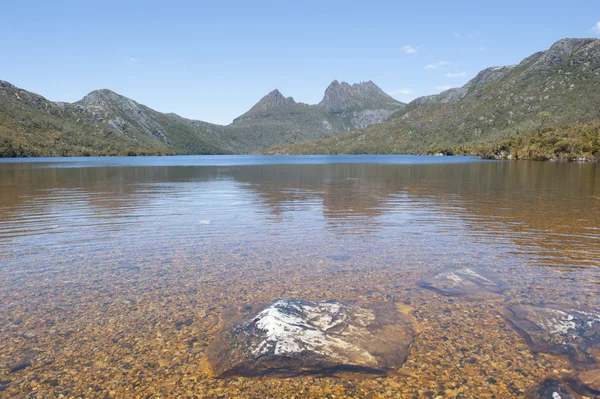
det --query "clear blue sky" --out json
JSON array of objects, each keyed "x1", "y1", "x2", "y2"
[{"x1": 1, "y1": 1, "x2": 599, "y2": 125}]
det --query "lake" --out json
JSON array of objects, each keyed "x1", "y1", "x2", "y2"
[{"x1": 1, "y1": 155, "x2": 599, "y2": 397}]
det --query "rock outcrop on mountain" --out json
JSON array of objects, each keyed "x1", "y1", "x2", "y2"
[
  {"x1": 266, "y1": 38, "x2": 600, "y2": 155},
  {"x1": 319, "y1": 80, "x2": 399, "y2": 112},
  {"x1": 317, "y1": 80, "x2": 404, "y2": 128}
]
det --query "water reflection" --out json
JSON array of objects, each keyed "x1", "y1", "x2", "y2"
[{"x1": 1, "y1": 161, "x2": 599, "y2": 274}]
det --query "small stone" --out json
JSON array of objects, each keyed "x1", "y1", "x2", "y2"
[{"x1": 8, "y1": 353, "x2": 35, "y2": 373}]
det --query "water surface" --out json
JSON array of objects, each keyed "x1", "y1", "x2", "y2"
[{"x1": 1, "y1": 155, "x2": 599, "y2": 398}]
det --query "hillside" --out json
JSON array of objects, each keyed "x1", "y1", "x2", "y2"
[
  {"x1": 0, "y1": 80, "x2": 404, "y2": 157},
  {"x1": 0, "y1": 82, "x2": 238, "y2": 157},
  {"x1": 265, "y1": 38, "x2": 600, "y2": 156}
]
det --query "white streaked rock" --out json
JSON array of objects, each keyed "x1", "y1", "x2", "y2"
[
  {"x1": 504, "y1": 304, "x2": 600, "y2": 365},
  {"x1": 205, "y1": 299, "x2": 414, "y2": 377}
]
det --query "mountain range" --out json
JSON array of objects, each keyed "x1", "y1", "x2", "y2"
[
  {"x1": 0, "y1": 78, "x2": 404, "y2": 157},
  {"x1": 1, "y1": 37, "x2": 599, "y2": 157}
]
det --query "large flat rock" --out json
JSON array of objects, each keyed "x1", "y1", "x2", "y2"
[
  {"x1": 503, "y1": 304, "x2": 600, "y2": 365},
  {"x1": 205, "y1": 299, "x2": 414, "y2": 378},
  {"x1": 417, "y1": 268, "x2": 505, "y2": 300}
]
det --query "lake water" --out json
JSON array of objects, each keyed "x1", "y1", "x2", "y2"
[{"x1": 1, "y1": 155, "x2": 599, "y2": 397}]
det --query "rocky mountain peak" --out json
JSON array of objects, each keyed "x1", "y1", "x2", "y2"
[
  {"x1": 529, "y1": 37, "x2": 600, "y2": 71},
  {"x1": 80, "y1": 89, "x2": 129, "y2": 107},
  {"x1": 318, "y1": 80, "x2": 400, "y2": 112},
  {"x1": 548, "y1": 37, "x2": 597, "y2": 56},
  {"x1": 252, "y1": 89, "x2": 296, "y2": 111},
  {"x1": 233, "y1": 89, "x2": 298, "y2": 122},
  {"x1": 0, "y1": 80, "x2": 15, "y2": 89}
]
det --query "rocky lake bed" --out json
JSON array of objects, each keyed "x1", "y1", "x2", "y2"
[{"x1": 1, "y1": 157, "x2": 599, "y2": 398}]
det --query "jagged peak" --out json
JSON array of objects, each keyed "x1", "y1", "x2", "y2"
[
  {"x1": 260, "y1": 88, "x2": 296, "y2": 105},
  {"x1": 324, "y1": 80, "x2": 378, "y2": 91},
  {"x1": 319, "y1": 80, "x2": 401, "y2": 112},
  {"x1": 256, "y1": 88, "x2": 296, "y2": 107}
]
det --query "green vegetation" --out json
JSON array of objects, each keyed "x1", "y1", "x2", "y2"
[
  {"x1": 537, "y1": 111, "x2": 552, "y2": 136},
  {"x1": 438, "y1": 123, "x2": 600, "y2": 162}
]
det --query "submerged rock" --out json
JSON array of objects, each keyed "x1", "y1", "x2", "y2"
[
  {"x1": 503, "y1": 304, "x2": 600, "y2": 365},
  {"x1": 576, "y1": 369, "x2": 600, "y2": 392},
  {"x1": 524, "y1": 378, "x2": 581, "y2": 399},
  {"x1": 205, "y1": 299, "x2": 414, "y2": 378},
  {"x1": 8, "y1": 352, "x2": 36, "y2": 373},
  {"x1": 326, "y1": 254, "x2": 351, "y2": 261},
  {"x1": 0, "y1": 380, "x2": 12, "y2": 392},
  {"x1": 417, "y1": 268, "x2": 505, "y2": 300}
]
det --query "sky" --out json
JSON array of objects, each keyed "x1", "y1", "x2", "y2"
[{"x1": 1, "y1": 1, "x2": 599, "y2": 125}]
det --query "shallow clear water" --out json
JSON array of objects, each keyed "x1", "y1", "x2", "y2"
[{"x1": 1, "y1": 155, "x2": 599, "y2": 397}]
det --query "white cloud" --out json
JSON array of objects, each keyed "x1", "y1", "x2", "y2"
[
  {"x1": 388, "y1": 88, "x2": 414, "y2": 96},
  {"x1": 127, "y1": 57, "x2": 137, "y2": 63},
  {"x1": 446, "y1": 72, "x2": 467, "y2": 78},
  {"x1": 593, "y1": 21, "x2": 600, "y2": 34},
  {"x1": 424, "y1": 61, "x2": 449, "y2": 69},
  {"x1": 480, "y1": 47, "x2": 486, "y2": 52},
  {"x1": 402, "y1": 45, "x2": 417, "y2": 54},
  {"x1": 435, "y1": 85, "x2": 454, "y2": 91}
]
